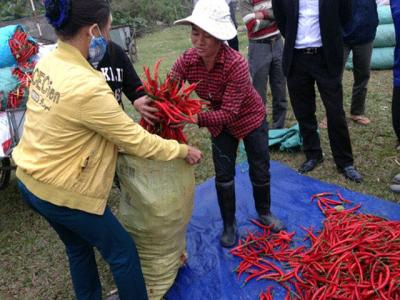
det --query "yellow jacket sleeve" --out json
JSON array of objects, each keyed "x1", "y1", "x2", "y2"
[{"x1": 80, "y1": 81, "x2": 188, "y2": 161}]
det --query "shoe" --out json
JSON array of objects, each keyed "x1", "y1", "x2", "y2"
[
  {"x1": 298, "y1": 158, "x2": 324, "y2": 174},
  {"x1": 392, "y1": 173, "x2": 400, "y2": 184},
  {"x1": 339, "y1": 165, "x2": 363, "y2": 183},
  {"x1": 390, "y1": 184, "x2": 400, "y2": 193},
  {"x1": 216, "y1": 181, "x2": 238, "y2": 248},
  {"x1": 258, "y1": 213, "x2": 285, "y2": 233}
]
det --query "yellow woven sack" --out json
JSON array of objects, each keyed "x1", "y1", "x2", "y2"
[{"x1": 116, "y1": 154, "x2": 195, "y2": 300}]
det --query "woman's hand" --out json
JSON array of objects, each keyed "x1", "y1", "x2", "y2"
[
  {"x1": 185, "y1": 145, "x2": 202, "y2": 165},
  {"x1": 133, "y1": 96, "x2": 159, "y2": 125}
]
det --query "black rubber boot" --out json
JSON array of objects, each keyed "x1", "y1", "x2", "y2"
[
  {"x1": 216, "y1": 180, "x2": 237, "y2": 247},
  {"x1": 252, "y1": 182, "x2": 285, "y2": 233}
]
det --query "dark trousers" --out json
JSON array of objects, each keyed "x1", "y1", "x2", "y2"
[
  {"x1": 343, "y1": 42, "x2": 374, "y2": 116},
  {"x1": 18, "y1": 181, "x2": 148, "y2": 300},
  {"x1": 249, "y1": 37, "x2": 288, "y2": 129},
  {"x1": 211, "y1": 120, "x2": 270, "y2": 214},
  {"x1": 287, "y1": 51, "x2": 354, "y2": 168},
  {"x1": 393, "y1": 86, "x2": 400, "y2": 142},
  {"x1": 227, "y1": 1, "x2": 239, "y2": 51}
]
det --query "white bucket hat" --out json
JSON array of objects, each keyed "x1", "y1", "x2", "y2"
[{"x1": 174, "y1": 0, "x2": 237, "y2": 41}]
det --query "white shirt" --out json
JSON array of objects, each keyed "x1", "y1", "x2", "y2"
[{"x1": 295, "y1": 0, "x2": 322, "y2": 48}]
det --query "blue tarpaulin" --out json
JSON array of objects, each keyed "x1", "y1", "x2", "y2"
[{"x1": 166, "y1": 161, "x2": 400, "y2": 300}]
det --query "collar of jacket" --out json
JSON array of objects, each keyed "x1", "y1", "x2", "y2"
[{"x1": 55, "y1": 40, "x2": 99, "y2": 74}]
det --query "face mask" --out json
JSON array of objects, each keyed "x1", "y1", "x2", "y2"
[{"x1": 88, "y1": 25, "x2": 107, "y2": 67}]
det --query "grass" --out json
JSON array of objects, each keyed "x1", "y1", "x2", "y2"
[{"x1": 1, "y1": 25, "x2": 399, "y2": 299}]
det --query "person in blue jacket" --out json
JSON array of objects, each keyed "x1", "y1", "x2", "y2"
[
  {"x1": 392, "y1": 0, "x2": 400, "y2": 149},
  {"x1": 390, "y1": 0, "x2": 400, "y2": 193},
  {"x1": 343, "y1": 0, "x2": 378, "y2": 126}
]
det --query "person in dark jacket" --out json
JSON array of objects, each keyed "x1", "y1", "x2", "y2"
[
  {"x1": 97, "y1": 41, "x2": 145, "y2": 106},
  {"x1": 343, "y1": 0, "x2": 378, "y2": 126},
  {"x1": 272, "y1": 0, "x2": 363, "y2": 183},
  {"x1": 95, "y1": 16, "x2": 157, "y2": 125},
  {"x1": 390, "y1": 0, "x2": 400, "y2": 193}
]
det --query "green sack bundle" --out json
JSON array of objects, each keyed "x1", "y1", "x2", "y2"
[
  {"x1": 116, "y1": 155, "x2": 195, "y2": 300},
  {"x1": 373, "y1": 24, "x2": 396, "y2": 48},
  {"x1": 378, "y1": 5, "x2": 393, "y2": 25}
]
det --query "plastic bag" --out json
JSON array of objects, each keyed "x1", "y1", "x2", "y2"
[
  {"x1": 116, "y1": 154, "x2": 195, "y2": 300},
  {"x1": 0, "y1": 67, "x2": 19, "y2": 110},
  {"x1": 0, "y1": 112, "x2": 11, "y2": 157}
]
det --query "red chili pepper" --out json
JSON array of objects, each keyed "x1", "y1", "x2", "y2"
[{"x1": 231, "y1": 192, "x2": 400, "y2": 299}]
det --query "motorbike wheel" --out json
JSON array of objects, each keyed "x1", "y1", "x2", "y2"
[{"x1": 0, "y1": 157, "x2": 11, "y2": 190}]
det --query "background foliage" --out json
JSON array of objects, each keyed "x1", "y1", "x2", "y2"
[{"x1": 0, "y1": 0, "x2": 193, "y2": 34}]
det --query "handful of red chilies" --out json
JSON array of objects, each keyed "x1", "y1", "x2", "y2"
[{"x1": 137, "y1": 59, "x2": 206, "y2": 144}]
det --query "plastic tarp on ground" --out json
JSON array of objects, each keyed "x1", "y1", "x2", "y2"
[{"x1": 166, "y1": 161, "x2": 400, "y2": 300}]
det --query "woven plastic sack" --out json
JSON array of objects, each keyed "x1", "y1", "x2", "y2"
[
  {"x1": 378, "y1": 5, "x2": 393, "y2": 24},
  {"x1": 374, "y1": 24, "x2": 396, "y2": 48},
  {"x1": 0, "y1": 25, "x2": 22, "y2": 68},
  {"x1": 116, "y1": 155, "x2": 195, "y2": 300},
  {"x1": 0, "y1": 67, "x2": 19, "y2": 110},
  {"x1": 346, "y1": 47, "x2": 394, "y2": 70}
]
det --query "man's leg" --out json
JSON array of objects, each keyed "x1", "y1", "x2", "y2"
[
  {"x1": 314, "y1": 57, "x2": 354, "y2": 169},
  {"x1": 269, "y1": 37, "x2": 288, "y2": 129},
  {"x1": 227, "y1": 1, "x2": 239, "y2": 51},
  {"x1": 392, "y1": 86, "x2": 400, "y2": 144},
  {"x1": 249, "y1": 42, "x2": 272, "y2": 104},
  {"x1": 287, "y1": 53, "x2": 322, "y2": 162},
  {"x1": 350, "y1": 42, "x2": 373, "y2": 117}
]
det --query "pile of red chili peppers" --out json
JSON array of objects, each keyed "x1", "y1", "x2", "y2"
[
  {"x1": 6, "y1": 67, "x2": 33, "y2": 109},
  {"x1": 9, "y1": 29, "x2": 38, "y2": 65},
  {"x1": 138, "y1": 60, "x2": 205, "y2": 143},
  {"x1": 231, "y1": 193, "x2": 400, "y2": 300}
]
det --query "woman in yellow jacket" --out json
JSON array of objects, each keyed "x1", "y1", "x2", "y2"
[{"x1": 12, "y1": 1, "x2": 202, "y2": 299}]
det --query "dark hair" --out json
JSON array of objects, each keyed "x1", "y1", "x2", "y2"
[{"x1": 45, "y1": 0, "x2": 111, "y2": 38}]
